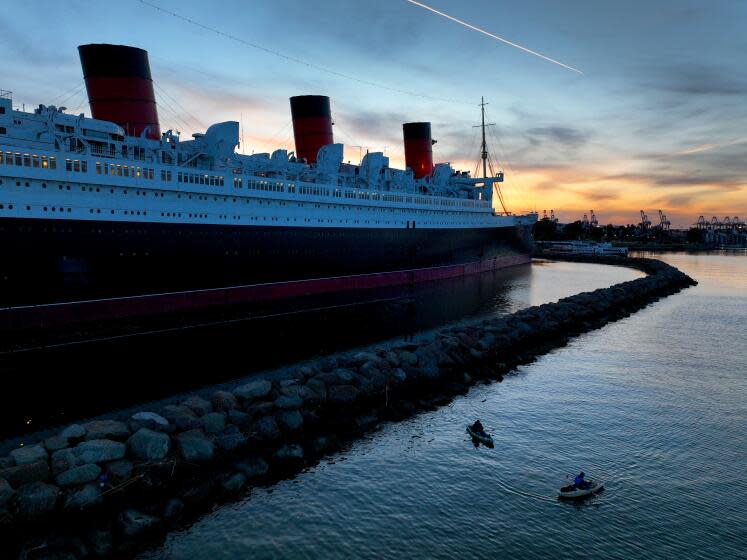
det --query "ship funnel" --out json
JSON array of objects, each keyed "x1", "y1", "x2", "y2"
[
  {"x1": 403, "y1": 122, "x2": 434, "y2": 179},
  {"x1": 290, "y1": 95, "x2": 333, "y2": 164},
  {"x1": 78, "y1": 44, "x2": 161, "y2": 140}
]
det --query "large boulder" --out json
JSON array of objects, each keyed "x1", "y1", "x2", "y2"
[
  {"x1": 327, "y1": 384, "x2": 359, "y2": 406},
  {"x1": 51, "y1": 449, "x2": 82, "y2": 475},
  {"x1": 274, "y1": 395, "x2": 302, "y2": 410},
  {"x1": 201, "y1": 412, "x2": 226, "y2": 435},
  {"x1": 276, "y1": 410, "x2": 304, "y2": 432},
  {"x1": 220, "y1": 472, "x2": 246, "y2": 494},
  {"x1": 129, "y1": 412, "x2": 170, "y2": 433},
  {"x1": 84, "y1": 420, "x2": 130, "y2": 441},
  {"x1": 127, "y1": 428, "x2": 171, "y2": 461},
  {"x1": 12, "y1": 482, "x2": 60, "y2": 519},
  {"x1": 215, "y1": 425, "x2": 247, "y2": 452},
  {"x1": 106, "y1": 460, "x2": 133, "y2": 482},
  {"x1": 175, "y1": 430, "x2": 214, "y2": 463},
  {"x1": 249, "y1": 416, "x2": 280, "y2": 442},
  {"x1": 182, "y1": 396, "x2": 213, "y2": 417},
  {"x1": 10, "y1": 444, "x2": 47, "y2": 466},
  {"x1": 44, "y1": 435, "x2": 70, "y2": 452},
  {"x1": 274, "y1": 444, "x2": 304, "y2": 461},
  {"x1": 60, "y1": 424, "x2": 86, "y2": 440},
  {"x1": 73, "y1": 439, "x2": 126, "y2": 464},
  {"x1": 315, "y1": 368, "x2": 354, "y2": 387},
  {"x1": 305, "y1": 378, "x2": 327, "y2": 401},
  {"x1": 64, "y1": 483, "x2": 102, "y2": 510},
  {"x1": 0, "y1": 460, "x2": 50, "y2": 487},
  {"x1": 56, "y1": 464, "x2": 101, "y2": 487},
  {"x1": 233, "y1": 380, "x2": 272, "y2": 402},
  {"x1": 245, "y1": 401, "x2": 275, "y2": 419},
  {"x1": 233, "y1": 456, "x2": 268, "y2": 479},
  {"x1": 210, "y1": 390, "x2": 238, "y2": 412},
  {"x1": 119, "y1": 509, "x2": 161, "y2": 537},
  {"x1": 227, "y1": 409, "x2": 252, "y2": 428},
  {"x1": 0, "y1": 477, "x2": 14, "y2": 508}
]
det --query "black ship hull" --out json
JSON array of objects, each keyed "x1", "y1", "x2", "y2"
[{"x1": 1, "y1": 217, "x2": 532, "y2": 306}]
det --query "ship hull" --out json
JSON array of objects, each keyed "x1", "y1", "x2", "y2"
[{"x1": 1, "y1": 217, "x2": 532, "y2": 307}]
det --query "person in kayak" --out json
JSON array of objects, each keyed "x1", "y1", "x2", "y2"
[
  {"x1": 471, "y1": 420, "x2": 485, "y2": 435},
  {"x1": 574, "y1": 471, "x2": 590, "y2": 490}
]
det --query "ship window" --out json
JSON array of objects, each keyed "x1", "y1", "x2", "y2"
[
  {"x1": 0, "y1": 127, "x2": 5, "y2": 135},
  {"x1": 23, "y1": 154, "x2": 31, "y2": 167},
  {"x1": 0, "y1": 107, "x2": 4, "y2": 114},
  {"x1": 73, "y1": 160, "x2": 80, "y2": 172},
  {"x1": 66, "y1": 159, "x2": 72, "y2": 172},
  {"x1": 50, "y1": 157, "x2": 56, "y2": 170},
  {"x1": 95, "y1": 162, "x2": 102, "y2": 174}
]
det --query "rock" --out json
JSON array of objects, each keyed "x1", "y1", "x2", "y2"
[
  {"x1": 73, "y1": 439, "x2": 126, "y2": 464},
  {"x1": 10, "y1": 444, "x2": 47, "y2": 466},
  {"x1": 84, "y1": 420, "x2": 130, "y2": 441},
  {"x1": 245, "y1": 401, "x2": 275, "y2": 418},
  {"x1": 210, "y1": 390, "x2": 238, "y2": 412},
  {"x1": 127, "y1": 428, "x2": 171, "y2": 461},
  {"x1": 274, "y1": 444, "x2": 304, "y2": 461},
  {"x1": 182, "y1": 396, "x2": 213, "y2": 417},
  {"x1": 274, "y1": 395, "x2": 302, "y2": 410},
  {"x1": 296, "y1": 385, "x2": 322, "y2": 406},
  {"x1": 56, "y1": 464, "x2": 101, "y2": 487},
  {"x1": 0, "y1": 460, "x2": 50, "y2": 487},
  {"x1": 233, "y1": 456, "x2": 268, "y2": 479},
  {"x1": 384, "y1": 351, "x2": 401, "y2": 367},
  {"x1": 0, "y1": 478, "x2": 14, "y2": 508},
  {"x1": 13, "y1": 482, "x2": 60, "y2": 519},
  {"x1": 315, "y1": 368, "x2": 354, "y2": 386},
  {"x1": 174, "y1": 414, "x2": 201, "y2": 432},
  {"x1": 119, "y1": 508, "x2": 160, "y2": 537},
  {"x1": 310, "y1": 436, "x2": 337, "y2": 455},
  {"x1": 175, "y1": 430, "x2": 215, "y2": 463},
  {"x1": 87, "y1": 526, "x2": 113, "y2": 557},
  {"x1": 160, "y1": 404, "x2": 196, "y2": 422},
  {"x1": 106, "y1": 460, "x2": 134, "y2": 482},
  {"x1": 298, "y1": 365, "x2": 317, "y2": 378},
  {"x1": 276, "y1": 410, "x2": 304, "y2": 432},
  {"x1": 60, "y1": 424, "x2": 86, "y2": 440},
  {"x1": 328, "y1": 384, "x2": 359, "y2": 406},
  {"x1": 233, "y1": 379, "x2": 272, "y2": 401},
  {"x1": 360, "y1": 360, "x2": 381, "y2": 378},
  {"x1": 249, "y1": 416, "x2": 280, "y2": 442},
  {"x1": 163, "y1": 498, "x2": 185, "y2": 520},
  {"x1": 201, "y1": 412, "x2": 226, "y2": 434},
  {"x1": 220, "y1": 472, "x2": 246, "y2": 494},
  {"x1": 215, "y1": 425, "x2": 247, "y2": 452},
  {"x1": 129, "y1": 412, "x2": 170, "y2": 433},
  {"x1": 44, "y1": 435, "x2": 70, "y2": 452},
  {"x1": 355, "y1": 414, "x2": 378, "y2": 431},
  {"x1": 398, "y1": 350, "x2": 418, "y2": 366},
  {"x1": 51, "y1": 449, "x2": 81, "y2": 475},
  {"x1": 305, "y1": 378, "x2": 327, "y2": 401},
  {"x1": 64, "y1": 483, "x2": 102, "y2": 510},
  {"x1": 227, "y1": 409, "x2": 252, "y2": 428},
  {"x1": 0, "y1": 456, "x2": 14, "y2": 469},
  {"x1": 390, "y1": 368, "x2": 407, "y2": 385},
  {"x1": 349, "y1": 351, "x2": 381, "y2": 367}
]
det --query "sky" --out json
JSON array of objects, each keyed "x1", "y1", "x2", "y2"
[{"x1": 2, "y1": 0, "x2": 745, "y2": 227}]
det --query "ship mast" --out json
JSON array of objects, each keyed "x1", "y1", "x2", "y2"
[{"x1": 474, "y1": 96, "x2": 495, "y2": 179}]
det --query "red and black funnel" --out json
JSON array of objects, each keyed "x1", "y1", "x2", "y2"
[
  {"x1": 290, "y1": 95, "x2": 333, "y2": 164},
  {"x1": 78, "y1": 44, "x2": 161, "y2": 140},
  {"x1": 403, "y1": 122, "x2": 434, "y2": 178}
]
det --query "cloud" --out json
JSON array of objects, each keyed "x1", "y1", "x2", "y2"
[
  {"x1": 642, "y1": 63, "x2": 747, "y2": 96},
  {"x1": 526, "y1": 126, "x2": 590, "y2": 147}
]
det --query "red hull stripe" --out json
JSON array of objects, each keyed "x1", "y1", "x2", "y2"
[{"x1": 0, "y1": 255, "x2": 530, "y2": 331}]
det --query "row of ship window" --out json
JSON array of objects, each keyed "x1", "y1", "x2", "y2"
[
  {"x1": 0, "y1": 152, "x2": 488, "y2": 209},
  {"x1": 0, "y1": 202, "x2": 483, "y2": 226}
]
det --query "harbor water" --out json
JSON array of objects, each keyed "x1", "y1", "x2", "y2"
[{"x1": 138, "y1": 252, "x2": 746, "y2": 559}]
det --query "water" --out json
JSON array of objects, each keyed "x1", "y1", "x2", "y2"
[
  {"x1": 0, "y1": 260, "x2": 639, "y2": 440},
  {"x1": 138, "y1": 252, "x2": 747, "y2": 560}
]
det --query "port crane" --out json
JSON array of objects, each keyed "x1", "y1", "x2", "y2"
[
  {"x1": 639, "y1": 210, "x2": 651, "y2": 230},
  {"x1": 590, "y1": 210, "x2": 599, "y2": 228},
  {"x1": 656, "y1": 210, "x2": 670, "y2": 230}
]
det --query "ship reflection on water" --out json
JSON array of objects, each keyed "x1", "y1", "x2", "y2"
[{"x1": 0, "y1": 260, "x2": 641, "y2": 441}]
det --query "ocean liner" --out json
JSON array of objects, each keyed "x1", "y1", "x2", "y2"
[{"x1": 0, "y1": 44, "x2": 536, "y2": 309}]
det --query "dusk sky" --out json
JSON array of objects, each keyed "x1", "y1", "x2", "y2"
[{"x1": 3, "y1": 0, "x2": 745, "y2": 226}]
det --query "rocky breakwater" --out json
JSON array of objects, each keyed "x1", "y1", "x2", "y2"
[{"x1": 0, "y1": 257, "x2": 695, "y2": 559}]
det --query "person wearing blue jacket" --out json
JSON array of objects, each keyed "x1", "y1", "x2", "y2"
[{"x1": 574, "y1": 471, "x2": 590, "y2": 489}]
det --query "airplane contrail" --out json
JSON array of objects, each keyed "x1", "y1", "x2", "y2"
[{"x1": 404, "y1": 0, "x2": 583, "y2": 74}]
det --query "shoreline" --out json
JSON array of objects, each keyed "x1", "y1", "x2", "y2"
[{"x1": 0, "y1": 256, "x2": 696, "y2": 558}]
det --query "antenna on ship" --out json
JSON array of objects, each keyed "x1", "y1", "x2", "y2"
[{"x1": 473, "y1": 97, "x2": 508, "y2": 214}]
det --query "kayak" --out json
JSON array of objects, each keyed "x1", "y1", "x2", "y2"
[
  {"x1": 558, "y1": 480, "x2": 604, "y2": 500},
  {"x1": 466, "y1": 426, "x2": 494, "y2": 446}
]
